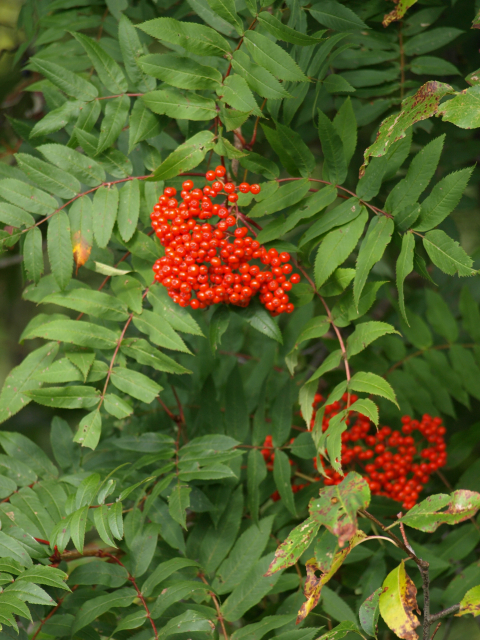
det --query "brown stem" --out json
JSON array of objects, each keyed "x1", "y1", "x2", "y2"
[
  {"x1": 100, "y1": 552, "x2": 158, "y2": 640},
  {"x1": 199, "y1": 574, "x2": 229, "y2": 640},
  {"x1": 429, "y1": 604, "x2": 460, "y2": 623},
  {"x1": 31, "y1": 587, "x2": 78, "y2": 640},
  {"x1": 97, "y1": 287, "x2": 150, "y2": 413},
  {"x1": 276, "y1": 177, "x2": 394, "y2": 220}
]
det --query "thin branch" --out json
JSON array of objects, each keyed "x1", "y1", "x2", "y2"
[
  {"x1": 100, "y1": 552, "x2": 158, "y2": 640},
  {"x1": 429, "y1": 604, "x2": 460, "y2": 623},
  {"x1": 31, "y1": 587, "x2": 78, "y2": 640},
  {"x1": 385, "y1": 343, "x2": 475, "y2": 376},
  {"x1": 199, "y1": 573, "x2": 229, "y2": 640}
]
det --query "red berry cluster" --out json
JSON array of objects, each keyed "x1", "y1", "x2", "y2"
[
  {"x1": 261, "y1": 394, "x2": 447, "y2": 511},
  {"x1": 151, "y1": 167, "x2": 300, "y2": 314}
]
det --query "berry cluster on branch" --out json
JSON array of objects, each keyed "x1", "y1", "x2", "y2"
[
  {"x1": 151, "y1": 168, "x2": 300, "y2": 314},
  {"x1": 262, "y1": 394, "x2": 447, "y2": 511}
]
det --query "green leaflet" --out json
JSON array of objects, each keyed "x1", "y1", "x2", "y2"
[
  {"x1": 309, "y1": 1, "x2": 368, "y2": 32},
  {"x1": 24, "y1": 228, "x2": 44, "y2": 285},
  {"x1": 71, "y1": 32, "x2": 128, "y2": 94},
  {"x1": 299, "y1": 198, "x2": 361, "y2": 247},
  {"x1": 138, "y1": 54, "x2": 222, "y2": 90},
  {"x1": 43, "y1": 288, "x2": 129, "y2": 322},
  {"x1": 97, "y1": 95, "x2": 130, "y2": 155},
  {"x1": 349, "y1": 372, "x2": 398, "y2": 407},
  {"x1": 314, "y1": 207, "x2": 368, "y2": 289},
  {"x1": 353, "y1": 216, "x2": 394, "y2": 308},
  {"x1": 346, "y1": 321, "x2": 399, "y2": 358},
  {"x1": 423, "y1": 230, "x2": 476, "y2": 277},
  {"x1": 128, "y1": 100, "x2": 162, "y2": 153},
  {"x1": 257, "y1": 12, "x2": 324, "y2": 46},
  {"x1": 110, "y1": 366, "x2": 162, "y2": 403},
  {"x1": 37, "y1": 143, "x2": 105, "y2": 187},
  {"x1": 249, "y1": 179, "x2": 310, "y2": 218},
  {"x1": 137, "y1": 17, "x2": 231, "y2": 57},
  {"x1": 396, "y1": 232, "x2": 415, "y2": 323},
  {"x1": 232, "y1": 50, "x2": 291, "y2": 100},
  {"x1": 47, "y1": 211, "x2": 73, "y2": 291},
  {"x1": 119, "y1": 15, "x2": 156, "y2": 92},
  {"x1": 92, "y1": 185, "x2": 119, "y2": 249},
  {"x1": 0, "y1": 178, "x2": 58, "y2": 215},
  {"x1": 15, "y1": 153, "x2": 80, "y2": 199},
  {"x1": 142, "y1": 89, "x2": 216, "y2": 121},
  {"x1": 318, "y1": 110, "x2": 347, "y2": 186},
  {"x1": 384, "y1": 135, "x2": 445, "y2": 215},
  {"x1": 244, "y1": 31, "x2": 308, "y2": 82},
  {"x1": 414, "y1": 167, "x2": 473, "y2": 232},
  {"x1": 151, "y1": 131, "x2": 215, "y2": 180},
  {"x1": 29, "y1": 58, "x2": 98, "y2": 101},
  {"x1": 0, "y1": 343, "x2": 58, "y2": 425},
  {"x1": 218, "y1": 74, "x2": 262, "y2": 115},
  {"x1": 205, "y1": 0, "x2": 243, "y2": 34}
]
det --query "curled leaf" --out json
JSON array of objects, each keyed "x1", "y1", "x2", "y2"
[{"x1": 379, "y1": 561, "x2": 420, "y2": 640}]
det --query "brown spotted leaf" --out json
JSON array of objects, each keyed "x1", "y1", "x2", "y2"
[
  {"x1": 265, "y1": 517, "x2": 320, "y2": 576},
  {"x1": 383, "y1": 0, "x2": 417, "y2": 27},
  {"x1": 398, "y1": 490, "x2": 480, "y2": 532},
  {"x1": 296, "y1": 530, "x2": 366, "y2": 623},
  {"x1": 360, "y1": 81, "x2": 453, "y2": 176},
  {"x1": 456, "y1": 585, "x2": 480, "y2": 617},
  {"x1": 379, "y1": 561, "x2": 420, "y2": 640},
  {"x1": 309, "y1": 472, "x2": 370, "y2": 547}
]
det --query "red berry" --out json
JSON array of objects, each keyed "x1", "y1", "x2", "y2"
[
  {"x1": 250, "y1": 184, "x2": 261, "y2": 195},
  {"x1": 206, "y1": 170, "x2": 216, "y2": 181},
  {"x1": 215, "y1": 165, "x2": 226, "y2": 177}
]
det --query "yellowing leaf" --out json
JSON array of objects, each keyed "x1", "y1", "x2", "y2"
[
  {"x1": 72, "y1": 230, "x2": 92, "y2": 271},
  {"x1": 379, "y1": 561, "x2": 420, "y2": 640},
  {"x1": 296, "y1": 530, "x2": 366, "y2": 623},
  {"x1": 383, "y1": 0, "x2": 417, "y2": 27},
  {"x1": 456, "y1": 585, "x2": 480, "y2": 617}
]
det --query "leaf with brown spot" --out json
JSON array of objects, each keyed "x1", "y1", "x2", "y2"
[
  {"x1": 456, "y1": 585, "x2": 480, "y2": 617},
  {"x1": 383, "y1": 0, "x2": 417, "y2": 27},
  {"x1": 379, "y1": 561, "x2": 420, "y2": 640},
  {"x1": 398, "y1": 490, "x2": 480, "y2": 532},
  {"x1": 360, "y1": 81, "x2": 453, "y2": 176},
  {"x1": 296, "y1": 530, "x2": 366, "y2": 623},
  {"x1": 309, "y1": 472, "x2": 370, "y2": 547},
  {"x1": 265, "y1": 517, "x2": 320, "y2": 575}
]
